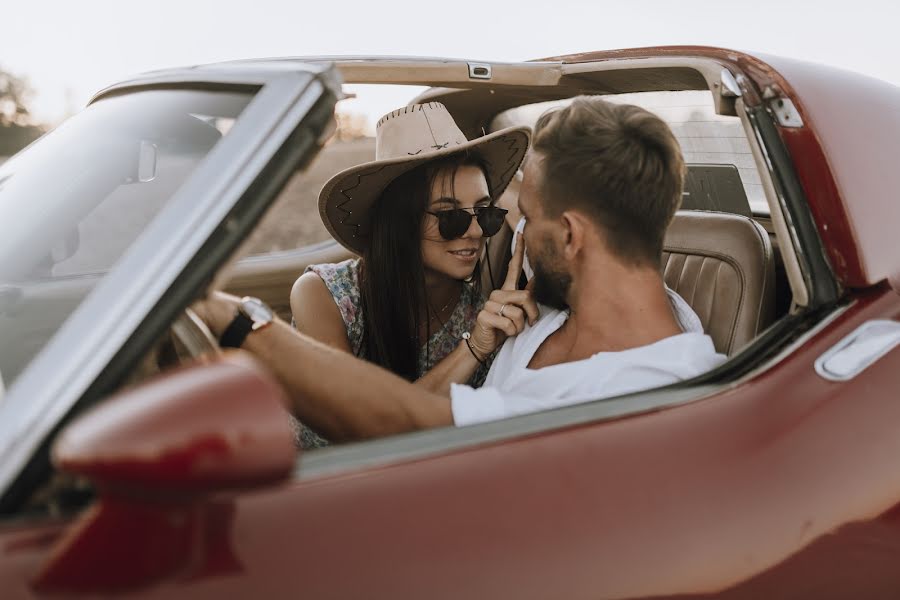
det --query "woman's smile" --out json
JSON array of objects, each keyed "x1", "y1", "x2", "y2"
[{"x1": 448, "y1": 246, "x2": 480, "y2": 262}]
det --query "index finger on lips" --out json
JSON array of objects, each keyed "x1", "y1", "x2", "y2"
[{"x1": 503, "y1": 232, "x2": 526, "y2": 291}]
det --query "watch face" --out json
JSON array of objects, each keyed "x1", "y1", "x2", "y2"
[{"x1": 241, "y1": 297, "x2": 274, "y2": 328}]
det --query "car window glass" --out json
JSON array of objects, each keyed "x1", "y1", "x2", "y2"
[
  {"x1": 0, "y1": 89, "x2": 254, "y2": 387},
  {"x1": 492, "y1": 90, "x2": 767, "y2": 214},
  {"x1": 236, "y1": 84, "x2": 428, "y2": 257},
  {"x1": 52, "y1": 115, "x2": 239, "y2": 277}
]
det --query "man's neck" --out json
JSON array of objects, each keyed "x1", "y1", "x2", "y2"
[{"x1": 529, "y1": 261, "x2": 682, "y2": 369}]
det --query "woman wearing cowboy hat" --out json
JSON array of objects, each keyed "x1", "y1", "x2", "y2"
[{"x1": 289, "y1": 103, "x2": 529, "y2": 446}]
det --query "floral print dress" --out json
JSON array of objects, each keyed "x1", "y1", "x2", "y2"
[{"x1": 294, "y1": 258, "x2": 490, "y2": 448}]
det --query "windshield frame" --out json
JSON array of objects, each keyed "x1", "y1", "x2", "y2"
[{"x1": 0, "y1": 64, "x2": 337, "y2": 508}]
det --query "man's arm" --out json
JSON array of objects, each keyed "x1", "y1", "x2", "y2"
[
  {"x1": 415, "y1": 341, "x2": 484, "y2": 395},
  {"x1": 197, "y1": 293, "x2": 452, "y2": 442}
]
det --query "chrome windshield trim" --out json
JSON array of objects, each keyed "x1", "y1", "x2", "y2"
[
  {"x1": 0, "y1": 70, "x2": 331, "y2": 496},
  {"x1": 296, "y1": 384, "x2": 722, "y2": 480},
  {"x1": 91, "y1": 62, "x2": 331, "y2": 105}
]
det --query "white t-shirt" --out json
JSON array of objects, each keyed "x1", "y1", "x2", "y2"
[
  {"x1": 451, "y1": 306, "x2": 726, "y2": 426},
  {"x1": 511, "y1": 216, "x2": 703, "y2": 335},
  {"x1": 450, "y1": 218, "x2": 726, "y2": 426}
]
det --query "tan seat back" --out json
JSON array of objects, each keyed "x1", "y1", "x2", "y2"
[{"x1": 662, "y1": 211, "x2": 775, "y2": 355}]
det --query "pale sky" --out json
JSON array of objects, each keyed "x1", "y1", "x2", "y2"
[{"x1": 4, "y1": 0, "x2": 898, "y2": 126}]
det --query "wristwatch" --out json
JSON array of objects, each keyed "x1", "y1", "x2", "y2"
[{"x1": 219, "y1": 296, "x2": 274, "y2": 348}]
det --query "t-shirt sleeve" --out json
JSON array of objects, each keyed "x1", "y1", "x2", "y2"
[
  {"x1": 450, "y1": 382, "x2": 599, "y2": 426},
  {"x1": 450, "y1": 384, "x2": 508, "y2": 426}
]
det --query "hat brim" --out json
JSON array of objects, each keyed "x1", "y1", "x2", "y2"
[{"x1": 319, "y1": 125, "x2": 530, "y2": 254}]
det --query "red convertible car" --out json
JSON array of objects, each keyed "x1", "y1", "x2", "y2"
[{"x1": 1, "y1": 47, "x2": 899, "y2": 598}]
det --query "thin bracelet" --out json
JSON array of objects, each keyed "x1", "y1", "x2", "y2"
[{"x1": 461, "y1": 332, "x2": 487, "y2": 367}]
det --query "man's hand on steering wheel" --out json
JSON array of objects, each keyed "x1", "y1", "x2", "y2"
[{"x1": 189, "y1": 291, "x2": 243, "y2": 340}]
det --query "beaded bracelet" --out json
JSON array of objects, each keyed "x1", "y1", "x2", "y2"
[{"x1": 461, "y1": 332, "x2": 487, "y2": 367}]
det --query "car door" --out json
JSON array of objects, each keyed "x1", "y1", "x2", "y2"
[
  {"x1": 265, "y1": 51, "x2": 900, "y2": 599},
  {"x1": 199, "y1": 52, "x2": 900, "y2": 598},
  {"x1": 0, "y1": 61, "x2": 341, "y2": 597},
  {"x1": 6, "y1": 51, "x2": 900, "y2": 599}
]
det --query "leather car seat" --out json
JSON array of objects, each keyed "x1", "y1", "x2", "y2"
[
  {"x1": 483, "y1": 210, "x2": 775, "y2": 356},
  {"x1": 662, "y1": 210, "x2": 775, "y2": 355}
]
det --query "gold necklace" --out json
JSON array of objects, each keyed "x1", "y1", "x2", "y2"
[{"x1": 427, "y1": 285, "x2": 462, "y2": 326}]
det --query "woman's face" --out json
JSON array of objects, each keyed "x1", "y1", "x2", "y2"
[{"x1": 420, "y1": 164, "x2": 491, "y2": 282}]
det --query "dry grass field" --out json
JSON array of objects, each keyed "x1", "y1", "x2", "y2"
[{"x1": 238, "y1": 138, "x2": 375, "y2": 257}]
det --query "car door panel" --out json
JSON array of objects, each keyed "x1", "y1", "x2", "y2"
[
  {"x1": 7, "y1": 287, "x2": 893, "y2": 599},
  {"x1": 210, "y1": 288, "x2": 900, "y2": 599}
]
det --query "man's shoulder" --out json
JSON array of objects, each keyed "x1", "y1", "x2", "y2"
[{"x1": 633, "y1": 332, "x2": 725, "y2": 373}]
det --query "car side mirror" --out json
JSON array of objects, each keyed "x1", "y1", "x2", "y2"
[
  {"x1": 36, "y1": 353, "x2": 297, "y2": 592},
  {"x1": 53, "y1": 352, "x2": 296, "y2": 494}
]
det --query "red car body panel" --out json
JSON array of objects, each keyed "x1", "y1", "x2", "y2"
[
  {"x1": 759, "y1": 54, "x2": 900, "y2": 288},
  {"x1": 2, "y1": 289, "x2": 899, "y2": 598},
  {"x1": 2, "y1": 47, "x2": 900, "y2": 598}
]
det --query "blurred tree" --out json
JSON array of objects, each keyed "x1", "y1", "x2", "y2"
[
  {"x1": 334, "y1": 111, "x2": 370, "y2": 141},
  {"x1": 0, "y1": 67, "x2": 34, "y2": 127},
  {"x1": 0, "y1": 67, "x2": 44, "y2": 157}
]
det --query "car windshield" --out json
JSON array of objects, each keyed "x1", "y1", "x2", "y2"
[
  {"x1": 492, "y1": 91, "x2": 768, "y2": 215},
  {"x1": 0, "y1": 88, "x2": 254, "y2": 390}
]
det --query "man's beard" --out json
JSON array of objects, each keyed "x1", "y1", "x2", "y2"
[{"x1": 530, "y1": 241, "x2": 572, "y2": 311}]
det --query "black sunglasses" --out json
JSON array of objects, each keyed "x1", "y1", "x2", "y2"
[{"x1": 426, "y1": 206, "x2": 508, "y2": 240}]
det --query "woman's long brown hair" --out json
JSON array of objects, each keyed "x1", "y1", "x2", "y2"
[{"x1": 358, "y1": 153, "x2": 490, "y2": 380}]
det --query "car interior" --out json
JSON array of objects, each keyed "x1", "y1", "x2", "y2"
[
  {"x1": 204, "y1": 57, "x2": 817, "y2": 476},
  {"x1": 224, "y1": 68, "x2": 796, "y2": 370}
]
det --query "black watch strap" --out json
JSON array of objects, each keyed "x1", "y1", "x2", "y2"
[{"x1": 219, "y1": 311, "x2": 254, "y2": 348}]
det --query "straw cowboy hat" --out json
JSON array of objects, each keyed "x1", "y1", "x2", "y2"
[{"x1": 319, "y1": 102, "x2": 530, "y2": 254}]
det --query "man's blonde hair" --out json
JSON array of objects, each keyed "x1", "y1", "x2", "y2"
[{"x1": 532, "y1": 96, "x2": 685, "y2": 267}]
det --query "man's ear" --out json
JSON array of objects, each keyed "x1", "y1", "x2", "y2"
[{"x1": 560, "y1": 211, "x2": 586, "y2": 260}]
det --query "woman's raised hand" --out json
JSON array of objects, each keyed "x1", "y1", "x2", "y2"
[{"x1": 467, "y1": 233, "x2": 539, "y2": 359}]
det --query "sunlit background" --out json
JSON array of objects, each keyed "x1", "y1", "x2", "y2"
[{"x1": 2, "y1": 0, "x2": 898, "y2": 137}]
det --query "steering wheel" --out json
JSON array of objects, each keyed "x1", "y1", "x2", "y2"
[{"x1": 170, "y1": 307, "x2": 222, "y2": 359}]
